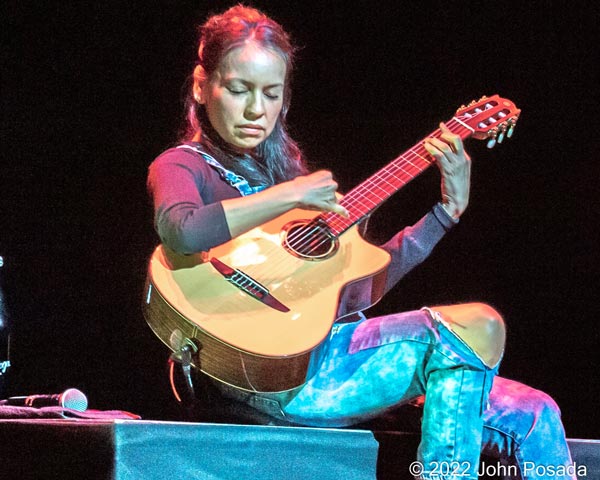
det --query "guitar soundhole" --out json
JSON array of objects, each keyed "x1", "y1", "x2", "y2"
[{"x1": 282, "y1": 219, "x2": 339, "y2": 260}]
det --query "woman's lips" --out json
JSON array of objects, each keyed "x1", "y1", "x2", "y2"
[{"x1": 237, "y1": 124, "x2": 264, "y2": 135}]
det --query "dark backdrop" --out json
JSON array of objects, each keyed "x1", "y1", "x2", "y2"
[{"x1": 2, "y1": 1, "x2": 598, "y2": 439}]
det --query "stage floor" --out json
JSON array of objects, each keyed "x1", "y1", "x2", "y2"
[{"x1": 0, "y1": 418, "x2": 598, "y2": 479}]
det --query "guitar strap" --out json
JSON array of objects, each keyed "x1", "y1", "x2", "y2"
[{"x1": 176, "y1": 144, "x2": 267, "y2": 196}]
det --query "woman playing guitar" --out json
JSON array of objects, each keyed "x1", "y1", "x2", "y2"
[{"x1": 147, "y1": 6, "x2": 574, "y2": 479}]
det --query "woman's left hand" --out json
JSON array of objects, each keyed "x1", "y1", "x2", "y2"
[{"x1": 424, "y1": 122, "x2": 472, "y2": 219}]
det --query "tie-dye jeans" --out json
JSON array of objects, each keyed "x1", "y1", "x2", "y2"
[{"x1": 220, "y1": 309, "x2": 575, "y2": 480}]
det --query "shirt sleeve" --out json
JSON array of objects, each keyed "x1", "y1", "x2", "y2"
[
  {"x1": 147, "y1": 149, "x2": 233, "y2": 254},
  {"x1": 379, "y1": 202, "x2": 458, "y2": 294}
]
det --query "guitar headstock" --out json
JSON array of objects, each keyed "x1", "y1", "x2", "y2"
[{"x1": 455, "y1": 95, "x2": 521, "y2": 148}]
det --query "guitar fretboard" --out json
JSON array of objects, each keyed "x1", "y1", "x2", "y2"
[{"x1": 319, "y1": 117, "x2": 473, "y2": 237}]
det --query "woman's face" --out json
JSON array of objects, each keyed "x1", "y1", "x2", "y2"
[{"x1": 200, "y1": 42, "x2": 286, "y2": 152}]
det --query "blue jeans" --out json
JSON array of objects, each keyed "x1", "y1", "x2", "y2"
[{"x1": 220, "y1": 310, "x2": 574, "y2": 480}]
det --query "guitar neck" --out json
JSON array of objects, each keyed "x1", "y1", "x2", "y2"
[{"x1": 320, "y1": 116, "x2": 474, "y2": 237}]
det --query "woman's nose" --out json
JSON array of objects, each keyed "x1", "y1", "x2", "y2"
[{"x1": 245, "y1": 92, "x2": 265, "y2": 118}]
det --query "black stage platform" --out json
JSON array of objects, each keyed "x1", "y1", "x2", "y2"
[{"x1": 0, "y1": 418, "x2": 598, "y2": 479}]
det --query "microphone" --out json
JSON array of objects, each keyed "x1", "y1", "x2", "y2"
[{"x1": 4, "y1": 388, "x2": 88, "y2": 411}]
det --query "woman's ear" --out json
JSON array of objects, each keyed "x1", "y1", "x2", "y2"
[{"x1": 192, "y1": 65, "x2": 207, "y2": 104}]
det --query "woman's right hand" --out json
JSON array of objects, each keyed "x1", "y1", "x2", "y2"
[
  {"x1": 289, "y1": 170, "x2": 348, "y2": 217},
  {"x1": 222, "y1": 170, "x2": 347, "y2": 240}
]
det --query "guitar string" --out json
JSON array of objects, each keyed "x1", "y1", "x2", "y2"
[
  {"x1": 235, "y1": 148, "x2": 428, "y2": 290},
  {"x1": 284, "y1": 148, "x2": 431, "y2": 258},
  {"x1": 239, "y1": 121, "x2": 468, "y2": 286},
  {"x1": 282, "y1": 133, "x2": 439, "y2": 254},
  {"x1": 279, "y1": 119, "x2": 473, "y2": 279},
  {"x1": 281, "y1": 120, "x2": 466, "y2": 258},
  {"x1": 292, "y1": 121, "x2": 457, "y2": 242},
  {"x1": 237, "y1": 121, "x2": 470, "y2": 289},
  {"x1": 287, "y1": 153, "x2": 426, "y2": 255},
  {"x1": 326, "y1": 120, "x2": 467, "y2": 233},
  {"x1": 327, "y1": 143, "x2": 433, "y2": 232},
  {"x1": 234, "y1": 139, "x2": 431, "y2": 284},
  {"x1": 285, "y1": 120, "x2": 464, "y2": 255},
  {"x1": 328, "y1": 117, "x2": 470, "y2": 234}
]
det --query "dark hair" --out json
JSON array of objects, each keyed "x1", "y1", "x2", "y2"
[{"x1": 182, "y1": 5, "x2": 308, "y2": 186}]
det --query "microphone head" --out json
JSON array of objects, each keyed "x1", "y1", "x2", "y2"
[{"x1": 60, "y1": 388, "x2": 88, "y2": 411}]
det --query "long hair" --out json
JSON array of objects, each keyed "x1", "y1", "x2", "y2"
[{"x1": 181, "y1": 5, "x2": 308, "y2": 186}]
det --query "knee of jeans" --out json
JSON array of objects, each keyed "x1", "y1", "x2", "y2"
[
  {"x1": 474, "y1": 303, "x2": 506, "y2": 340},
  {"x1": 431, "y1": 303, "x2": 506, "y2": 368},
  {"x1": 432, "y1": 303, "x2": 506, "y2": 349},
  {"x1": 470, "y1": 303, "x2": 507, "y2": 363}
]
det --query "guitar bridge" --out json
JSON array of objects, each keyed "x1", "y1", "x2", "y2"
[{"x1": 210, "y1": 257, "x2": 290, "y2": 313}]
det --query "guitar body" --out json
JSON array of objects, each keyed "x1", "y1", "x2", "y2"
[{"x1": 144, "y1": 206, "x2": 390, "y2": 393}]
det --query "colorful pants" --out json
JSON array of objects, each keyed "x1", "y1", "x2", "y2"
[{"x1": 220, "y1": 309, "x2": 574, "y2": 480}]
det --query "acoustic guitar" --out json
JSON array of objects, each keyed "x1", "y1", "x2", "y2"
[{"x1": 143, "y1": 95, "x2": 520, "y2": 393}]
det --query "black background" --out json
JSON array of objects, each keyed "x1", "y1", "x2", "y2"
[{"x1": 1, "y1": 1, "x2": 598, "y2": 439}]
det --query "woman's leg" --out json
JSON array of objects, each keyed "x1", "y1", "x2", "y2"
[
  {"x1": 279, "y1": 307, "x2": 501, "y2": 479},
  {"x1": 481, "y1": 376, "x2": 575, "y2": 480}
]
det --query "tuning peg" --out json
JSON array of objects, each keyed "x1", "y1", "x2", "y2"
[
  {"x1": 487, "y1": 131, "x2": 498, "y2": 149},
  {"x1": 497, "y1": 124, "x2": 507, "y2": 144},
  {"x1": 507, "y1": 123, "x2": 516, "y2": 138}
]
